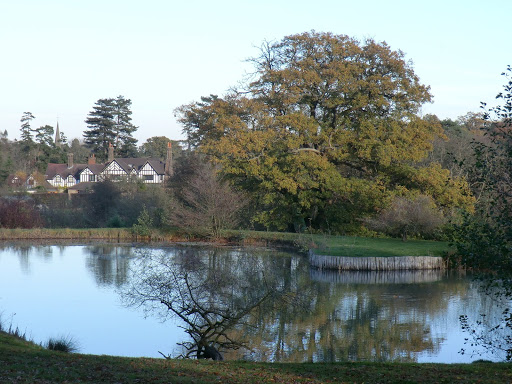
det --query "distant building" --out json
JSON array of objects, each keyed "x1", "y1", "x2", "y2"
[
  {"x1": 45, "y1": 142, "x2": 173, "y2": 189},
  {"x1": 5, "y1": 173, "x2": 51, "y2": 192}
]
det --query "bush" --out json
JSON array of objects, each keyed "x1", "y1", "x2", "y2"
[
  {"x1": 131, "y1": 206, "x2": 153, "y2": 237},
  {"x1": 364, "y1": 195, "x2": 444, "y2": 241},
  {"x1": 0, "y1": 197, "x2": 44, "y2": 228}
]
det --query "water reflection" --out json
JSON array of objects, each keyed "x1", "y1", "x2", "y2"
[
  {"x1": 118, "y1": 247, "x2": 466, "y2": 362},
  {"x1": 83, "y1": 245, "x2": 137, "y2": 287},
  {"x1": 0, "y1": 243, "x2": 506, "y2": 362},
  {"x1": 0, "y1": 243, "x2": 56, "y2": 274},
  {"x1": 225, "y1": 269, "x2": 457, "y2": 362},
  {"x1": 310, "y1": 269, "x2": 445, "y2": 284},
  {"x1": 120, "y1": 247, "x2": 299, "y2": 360}
]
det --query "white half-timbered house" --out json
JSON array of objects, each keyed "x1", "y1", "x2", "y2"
[
  {"x1": 78, "y1": 165, "x2": 103, "y2": 183},
  {"x1": 44, "y1": 143, "x2": 174, "y2": 191}
]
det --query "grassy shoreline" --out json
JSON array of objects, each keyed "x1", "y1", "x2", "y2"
[
  {"x1": 1, "y1": 331, "x2": 510, "y2": 384},
  {"x1": 0, "y1": 227, "x2": 451, "y2": 257}
]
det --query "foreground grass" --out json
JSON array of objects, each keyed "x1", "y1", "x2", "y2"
[{"x1": 1, "y1": 331, "x2": 510, "y2": 384}]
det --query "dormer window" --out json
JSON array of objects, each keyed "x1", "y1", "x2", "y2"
[{"x1": 67, "y1": 175, "x2": 74, "y2": 183}]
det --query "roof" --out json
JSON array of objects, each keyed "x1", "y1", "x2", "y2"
[
  {"x1": 78, "y1": 164, "x2": 104, "y2": 175},
  {"x1": 6, "y1": 174, "x2": 26, "y2": 186},
  {"x1": 45, "y1": 163, "x2": 88, "y2": 179}
]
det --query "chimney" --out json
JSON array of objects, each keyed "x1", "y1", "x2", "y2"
[
  {"x1": 165, "y1": 141, "x2": 173, "y2": 177},
  {"x1": 88, "y1": 154, "x2": 96, "y2": 165},
  {"x1": 108, "y1": 142, "x2": 114, "y2": 162},
  {"x1": 67, "y1": 153, "x2": 74, "y2": 168}
]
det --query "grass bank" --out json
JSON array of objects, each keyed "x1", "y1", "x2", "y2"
[
  {"x1": 223, "y1": 230, "x2": 451, "y2": 257},
  {"x1": 1, "y1": 331, "x2": 509, "y2": 384},
  {"x1": 0, "y1": 228, "x2": 180, "y2": 242},
  {"x1": 0, "y1": 228, "x2": 451, "y2": 257}
]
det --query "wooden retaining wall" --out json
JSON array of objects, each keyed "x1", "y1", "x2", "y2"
[
  {"x1": 309, "y1": 250, "x2": 445, "y2": 271},
  {"x1": 309, "y1": 269, "x2": 444, "y2": 284}
]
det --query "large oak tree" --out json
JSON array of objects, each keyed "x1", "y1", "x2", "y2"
[{"x1": 177, "y1": 32, "x2": 474, "y2": 231}]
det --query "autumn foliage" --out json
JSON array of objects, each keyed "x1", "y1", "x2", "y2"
[{"x1": 177, "y1": 31, "x2": 474, "y2": 232}]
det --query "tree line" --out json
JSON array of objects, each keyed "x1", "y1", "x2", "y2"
[
  {"x1": 0, "y1": 31, "x2": 510, "y2": 248},
  {"x1": 0, "y1": 95, "x2": 181, "y2": 186}
]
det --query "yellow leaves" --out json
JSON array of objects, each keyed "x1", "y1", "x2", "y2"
[{"x1": 412, "y1": 163, "x2": 475, "y2": 213}]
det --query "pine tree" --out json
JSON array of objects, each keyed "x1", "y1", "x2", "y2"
[
  {"x1": 20, "y1": 112, "x2": 35, "y2": 144},
  {"x1": 84, "y1": 98, "x2": 116, "y2": 160},
  {"x1": 112, "y1": 95, "x2": 138, "y2": 157},
  {"x1": 83, "y1": 96, "x2": 138, "y2": 160}
]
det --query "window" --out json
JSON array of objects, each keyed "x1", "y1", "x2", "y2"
[
  {"x1": 144, "y1": 175, "x2": 154, "y2": 181},
  {"x1": 67, "y1": 175, "x2": 74, "y2": 183},
  {"x1": 89, "y1": 175, "x2": 95, "y2": 182}
]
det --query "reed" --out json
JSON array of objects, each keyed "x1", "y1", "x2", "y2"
[{"x1": 0, "y1": 228, "x2": 184, "y2": 242}]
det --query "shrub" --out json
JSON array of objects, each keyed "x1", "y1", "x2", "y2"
[
  {"x1": 46, "y1": 336, "x2": 79, "y2": 353},
  {"x1": 364, "y1": 195, "x2": 444, "y2": 241},
  {"x1": 131, "y1": 205, "x2": 153, "y2": 237},
  {"x1": 0, "y1": 197, "x2": 44, "y2": 228}
]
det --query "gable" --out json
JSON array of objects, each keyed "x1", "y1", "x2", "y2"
[
  {"x1": 139, "y1": 162, "x2": 157, "y2": 175},
  {"x1": 102, "y1": 161, "x2": 127, "y2": 175},
  {"x1": 79, "y1": 168, "x2": 93, "y2": 176}
]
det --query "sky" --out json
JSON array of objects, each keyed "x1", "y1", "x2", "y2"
[{"x1": 0, "y1": 0, "x2": 510, "y2": 145}]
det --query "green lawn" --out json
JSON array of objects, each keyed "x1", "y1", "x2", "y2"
[
  {"x1": 315, "y1": 235, "x2": 451, "y2": 257},
  {"x1": 1, "y1": 331, "x2": 510, "y2": 384},
  {"x1": 225, "y1": 230, "x2": 451, "y2": 257}
]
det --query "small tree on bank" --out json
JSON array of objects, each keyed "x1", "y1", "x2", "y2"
[{"x1": 169, "y1": 156, "x2": 247, "y2": 238}]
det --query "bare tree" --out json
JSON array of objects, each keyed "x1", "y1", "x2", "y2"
[{"x1": 170, "y1": 156, "x2": 247, "y2": 237}]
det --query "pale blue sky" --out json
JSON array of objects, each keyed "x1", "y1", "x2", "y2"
[{"x1": 0, "y1": 0, "x2": 509, "y2": 144}]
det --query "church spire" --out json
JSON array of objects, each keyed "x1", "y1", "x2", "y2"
[{"x1": 55, "y1": 121, "x2": 61, "y2": 148}]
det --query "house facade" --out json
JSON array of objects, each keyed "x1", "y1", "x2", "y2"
[
  {"x1": 45, "y1": 143, "x2": 173, "y2": 189},
  {"x1": 6, "y1": 174, "x2": 38, "y2": 190}
]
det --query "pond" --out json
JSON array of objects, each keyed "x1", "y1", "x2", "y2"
[{"x1": 0, "y1": 243, "x2": 507, "y2": 362}]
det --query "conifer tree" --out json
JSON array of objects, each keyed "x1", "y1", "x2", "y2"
[
  {"x1": 20, "y1": 112, "x2": 35, "y2": 144},
  {"x1": 83, "y1": 96, "x2": 138, "y2": 160}
]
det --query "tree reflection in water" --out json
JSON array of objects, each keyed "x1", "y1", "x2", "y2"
[
  {"x1": 120, "y1": 247, "x2": 300, "y2": 359},
  {"x1": 226, "y1": 268, "x2": 454, "y2": 362},
  {"x1": 84, "y1": 245, "x2": 136, "y2": 288},
  {"x1": 117, "y1": 246, "x2": 464, "y2": 362}
]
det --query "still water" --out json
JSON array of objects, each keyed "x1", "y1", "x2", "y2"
[{"x1": 0, "y1": 243, "x2": 507, "y2": 362}]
